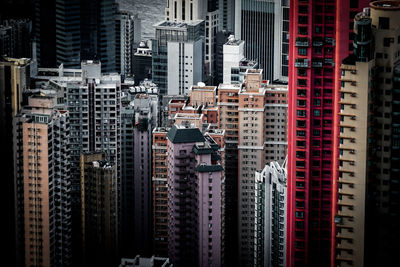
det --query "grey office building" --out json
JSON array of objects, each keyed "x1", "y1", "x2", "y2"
[{"x1": 152, "y1": 20, "x2": 204, "y2": 95}]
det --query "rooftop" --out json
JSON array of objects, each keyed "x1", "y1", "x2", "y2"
[
  {"x1": 155, "y1": 20, "x2": 203, "y2": 29},
  {"x1": 166, "y1": 124, "x2": 205, "y2": 144},
  {"x1": 370, "y1": 1, "x2": 400, "y2": 10}
]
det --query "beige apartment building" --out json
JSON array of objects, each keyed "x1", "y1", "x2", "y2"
[
  {"x1": 334, "y1": 2, "x2": 400, "y2": 266},
  {"x1": 14, "y1": 92, "x2": 71, "y2": 267}
]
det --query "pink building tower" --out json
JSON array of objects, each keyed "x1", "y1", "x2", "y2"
[{"x1": 166, "y1": 124, "x2": 223, "y2": 267}]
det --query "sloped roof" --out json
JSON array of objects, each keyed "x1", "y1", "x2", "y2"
[{"x1": 166, "y1": 125, "x2": 205, "y2": 144}]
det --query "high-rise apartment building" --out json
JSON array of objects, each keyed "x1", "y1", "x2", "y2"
[
  {"x1": 217, "y1": 82, "x2": 240, "y2": 266},
  {"x1": 166, "y1": 124, "x2": 223, "y2": 267},
  {"x1": 14, "y1": 92, "x2": 72, "y2": 267},
  {"x1": 152, "y1": 20, "x2": 204, "y2": 95},
  {"x1": 234, "y1": 69, "x2": 288, "y2": 266},
  {"x1": 116, "y1": 10, "x2": 141, "y2": 78},
  {"x1": 237, "y1": 70, "x2": 267, "y2": 266},
  {"x1": 332, "y1": 3, "x2": 400, "y2": 266},
  {"x1": 0, "y1": 57, "x2": 33, "y2": 266},
  {"x1": 234, "y1": 0, "x2": 289, "y2": 81},
  {"x1": 80, "y1": 152, "x2": 118, "y2": 267},
  {"x1": 287, "y1": 0, "x2": 369, "y2": 266},
  {"x1": 254, "y1": 160, "x2": 287, "y2": 267},
  {"x1": 119, "y1": 86, "x2": 159, "y2": 257},
  {"x1": 152, "y1": 127, "x2": 169, "y2": 256},
  {"x1": 34, "y1": 60, "x2": 121, "y2": 264},
  {"x1": 334, "y1": 12, "x2": 374, "y2": 267}
]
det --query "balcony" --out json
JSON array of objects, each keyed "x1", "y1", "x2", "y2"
[
  {"x1": 296, "y1": 37, "x2": 309, "y2": 47},
  {"x1": 312, "y1": 37, "x2": 323, "y2": 47},
  {"x1": 312, "y1": 59, "x2": 323, "y2": 68},
  {"x1": 295, "y1": 59, "x2": 309, "y2": 68}
]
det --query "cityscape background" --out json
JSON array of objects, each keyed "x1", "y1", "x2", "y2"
[{"x1": 1, "y1": 1, "x2": 399, "y2": 267}]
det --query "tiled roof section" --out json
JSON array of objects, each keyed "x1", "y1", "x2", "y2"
[
  {"x1": 193, "y1": 146, "x2": 214, "y2": 155},
  {"x1": 166, "y1": 125, "x2": 205, "y2": 144},
  {"x1": 195, "y1": 164, "x2": 224, "y2": 172}
]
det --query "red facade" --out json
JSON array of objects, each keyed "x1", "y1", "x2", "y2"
[{"x1": 287, "y1": 1, "x2": 369, "y2": 266}]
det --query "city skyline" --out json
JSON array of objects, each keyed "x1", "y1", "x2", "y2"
[{"x1": 1, "y1": 1, "x2": 399, "y2": 267}]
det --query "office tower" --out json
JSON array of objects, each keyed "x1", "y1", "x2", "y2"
[
  {"x1": 152, "y1": 20, "x2": 204, "y2": 95},
  {"x1": 80, "y1": 0, "x2": 116, "y2": 73},
  {"x1": 0, "y1": 19, "x2": 32, "y2": 59},
  {"x1": 166, "y1": 124, "x2": 223, "y2": 267},
  {"x1": 165, "y1": 0, "x2": 207, "y2": 20},
  {"x1": 54, "y1": 0, "x2": 81, "y2": 68},
  {"x1": 152, "y1": 127, "x2": 169, "y2": 256},
  {"x1": 34, "y1": 0, "x2": 116, "y2": 72},
  {"x1": 222, "y1": 35, "x2": 258, "y2": 84},
  {"x1": 287, "y1": 0, "x2": 369, "y2": 266},
  {"x1": 132, "y1": 42, "x2": 152, "y2": 85},
  {"x1": 14, "y1": 92, "x2": 72, "y2": 267},
  {"x1": 164, "y1": 0, "x2": 218, "y2": 84},
  {"x1": 254, "y1": 160, "x2": 287, "y2": 267},
  {"x1": 116, "y1": 10, "x2": 141, "y2": 78},
  {"x1": 234, "y1": 0, "x2": 289, "y2": 81},
  {"x1": 34, "y1": 0, "x2": 57, "y2": 68},
  {"x1": 81, "y1": 152, "x2": 118, "y2": 267},
  {"x1": 219, "y1": 0, "x2": 235, "y2": 32},
  {"x1": 215, "y1": 30, "x2": 232, "y2": 85},
  {"x1": 34, "y1": 0, "x2": 81, "y2": 68},
  {"x1": 0, "y1": 57, "x2": 33, "y2": 266}
]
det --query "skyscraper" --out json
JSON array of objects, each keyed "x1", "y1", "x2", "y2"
[
  {"x1": 219, "y1": 0, "x2": 235, "y2": 32},
  {"x1": 14, "y1": 92, "x2": 72, "y2": 267},
  {"x1": 34, "y1": 0, "x2": 116, "y2": 72},
  {"x1": 287, "y1": 0, "x2": 369, "y2": 266},
  {"x1": 234, "y1": 0, "x2": 289, "y2": 81},
  {"x1": 116, "y1": 10, "x2": 141, "y2": 78}
]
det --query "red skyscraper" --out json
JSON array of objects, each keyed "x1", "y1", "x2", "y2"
[{"x1": 287, "y1": 1, "x2": 369, "y2": 266}]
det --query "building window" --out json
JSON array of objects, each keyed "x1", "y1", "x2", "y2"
[{"x1": 379, "y1": 17, "x2": 389, "y2": 29}]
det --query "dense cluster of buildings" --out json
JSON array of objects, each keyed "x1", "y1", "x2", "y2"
[{"x1": 1, "y1": 0, "x2": 399, "y2": 267}]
